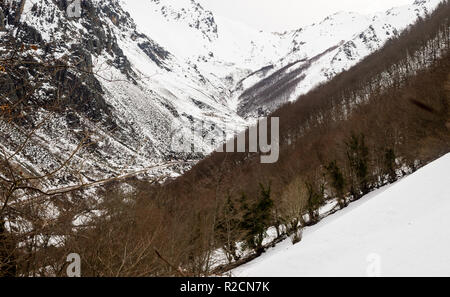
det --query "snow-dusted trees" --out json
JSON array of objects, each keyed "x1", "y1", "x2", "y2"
[{"x1": 0, "y1": 30, "x2": 163, "y2": 276}]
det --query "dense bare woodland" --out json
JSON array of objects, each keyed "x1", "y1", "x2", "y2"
[{"x1": 0, "y1": 1, "x2": 449, "y2": 276}]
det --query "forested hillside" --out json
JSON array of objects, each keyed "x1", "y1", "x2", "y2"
[{"x1": 148, "y1": 0, "x2": 450, "y2": 275}]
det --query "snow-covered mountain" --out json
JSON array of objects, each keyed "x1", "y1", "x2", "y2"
[
  {"x1": 0, "y1": 0, "x2": 443, "y2": 185},
  {"x1": 116, "y1": 0, "x2": 444, "y2": 118},
  {"x1": 121, "y1": 0, "x2": 443, "y2": 117},
  {"x1": 119, "y1": 0, "x2": 288, "y2": 109},
  {"x1": 232, "y1": 153, "x2": 450, "y2": 277},
  {"x1": 234, "y1": 0, "x2": 442, "y2": 116},
  {"x1": 1, "y1": 0, "x2": 250, "y2": 185},
  {"x1": 118, "y1": 0, "x2": 444, "y2": 117}
]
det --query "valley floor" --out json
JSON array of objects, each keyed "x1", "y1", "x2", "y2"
[{"x1": 232, "y1": 154, "x2": 450, "y2": 277}]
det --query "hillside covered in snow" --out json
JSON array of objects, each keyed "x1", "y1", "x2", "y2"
[{"x1": 233, "y1": 153, "x2": 450, "y2": 277}]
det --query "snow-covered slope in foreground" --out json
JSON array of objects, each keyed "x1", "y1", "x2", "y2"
[{"x1": 233, "y1": 154, "x2": 450, "y2": 277}]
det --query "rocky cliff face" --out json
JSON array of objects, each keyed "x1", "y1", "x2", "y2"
[{"x1": 0, "y1": 0, "x2": 246, "y2": 187}]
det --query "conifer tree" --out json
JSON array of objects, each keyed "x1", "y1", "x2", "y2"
[
  {"x1": 346, "y1": 133, "x2": 370, "y2": 198},
  {"x1": 384, "y1": 148, "x2": 397, "y2": 184},
  {"x1": 325, "y1": 160, "x2": 347, "y2": 209},
  {"x1": 239, "y1": 184, "x2": 274, "y2": 255},
  {"x1": 306, "y1": 181, "x2": 323, "y2": 224}
]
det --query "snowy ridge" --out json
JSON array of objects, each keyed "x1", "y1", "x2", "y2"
[
  {"x1": 236, "y1": 0, "x2": 443, "y2": 116},
  {"x1": 232, "y1": 154, "x2": 450, "y2": 277},
  {"x1": 120, "y1": 0, "x2": 443, "y2": 117}
]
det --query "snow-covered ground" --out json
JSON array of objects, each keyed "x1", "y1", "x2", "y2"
[{"x1": 233, "y1": 154, "x2": 450, "y2": 277}]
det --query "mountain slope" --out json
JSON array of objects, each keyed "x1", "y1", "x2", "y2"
[
  {"x1": 236, "y1": 0, "x2": 443, "y2": 117},
  {"x1": 233, "y1": 153, "x2": 450, "y2": 277},
  {"x1": 1, "y1": 0, "x2": 448, "y2": 277},
  {"x1": 0, "y1": 0, "x2": 248, "y2": 187},
  {"x1": 154, "y1": 1, "x2": 449, "y2": 276},
  {"x1": 0, "y1": 0, "x2": 444, "y2": 187},
  {"x1": 120, "y1": 0, "x2": 444, "y2": 117}
]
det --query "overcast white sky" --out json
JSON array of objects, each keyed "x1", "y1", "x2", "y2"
[{"x1": 196, "y1": 0, "x2": 415, "y2": 31}]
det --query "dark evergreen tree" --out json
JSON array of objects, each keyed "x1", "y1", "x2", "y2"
[
  {"x1": 325, "y1": 160, "x2": 347, "y2": 209},
  {"x1": 384, "y1": 148, "x2": 397, "y2": 184},
  {"x1": 306, "y1": 181, "x2": 323, "y2": 224},
  {"x1": 346, "y1": 133, "x2": 370, "y2": 198},
  {"x1": 239, "y1": 184, "x2": 274, "y2": 255}
]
